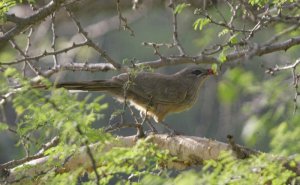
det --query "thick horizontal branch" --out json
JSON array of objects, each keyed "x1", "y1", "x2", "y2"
[
  {"x1": 138, "y1": 36, "x2": 300, "y2": 69},
  {"x1": 2, "y1": 134, "x2": 257, "y2": 184},
  {"x1": 2, "y1": 36, "x2": 300, "y2": 75},
  {"x1": 225, "y1": 36, "x2": 300, "y2": 61},
  {"x1": 35, "y1": 34, "x2": 300, "y2": 73},
  {"x1": 43, "y1": 63, "x2": 117, "y2": 76}
]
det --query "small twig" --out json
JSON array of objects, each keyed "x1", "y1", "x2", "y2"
[
  {"x1": 225, "y1": 0, "x2": 239, "y2": 29},
  {"x1": 265, "y1": 24, "x2": 300, "y2": 45},
  {"x1": 142, "y1": 42, "x2": 165, "y2": 59},
  {"x1": 116, "y1": 0, "x2": 135, "y2": 36},
  {"x1": 2, "y1": 41, "x2": 88, "y2": 65},
  {"x1": 23, "y1": 28, "x2": 34, "y2": 76},
  {"x1": 265, "y1": 58, "x2": 300, "y2": 74},
  {"x1": 245, "y1": 20, "x2": 262, "y2": 40},
  {"x1": 76, "y1": 125, "x2": 100, "y2": 185},
  {"x1": 9, "y1": 39, "x2": 41, "y2": 76},
  {"x1": 0, "y1": 136, "x2": 59, "y2": 170},
  {"x1": 105, "y1": 122, "x2": 136, "y2": 133},
  {"x1": 265, "y1": 59, "x2": 300, "y2": 114},
  {"x1": 292, "y1": 66, "x2": 299, "y2": 114},
  {"x1": 198, "y1": 11, "x2": 252, "y2": 33},
  {"x1": 169, "y1": 0, "x2": 185, "y2": 56},
  {"x1": 0, "y1": 92, "x2": 15, "y2": 105},
  {"x1": 51, "y1": 13, "x2": 59, "y2": 67},
  {"x1": 65, "y1": 6, "x2": 121, "y2": 70}
]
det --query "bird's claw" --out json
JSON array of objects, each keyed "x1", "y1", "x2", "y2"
[{"x1": 167, "y1": 130, "x2": 181, "y2": 137}]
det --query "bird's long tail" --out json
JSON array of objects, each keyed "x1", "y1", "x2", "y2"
[
  {"x1": 34, "y1": 80, "x2": 119, "y2": 92},
  {"x1": 56, "y1": 80, "x2": 112, "y2": 91}
]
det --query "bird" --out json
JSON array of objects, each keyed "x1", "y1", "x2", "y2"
[{"x1": 53, "y1": 65, "x2": 214, "y2": 124}]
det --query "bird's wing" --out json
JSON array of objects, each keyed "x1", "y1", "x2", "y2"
[{"x1": 126, "y1": 73, "x2": 188, "y2": 104}]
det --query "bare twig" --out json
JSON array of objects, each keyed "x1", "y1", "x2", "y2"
[
  {"x1": 0, "y1": 92, "x2": 15, "y2": 105},
  {"x1": 265, "y1": 59, "x2": 300, "y2": 113},
  {"x1": 0, "y1": 0, "x2": 67, "y2": 47},
  {"x1": 105, "y1": 122, "x2": 136, "y2": 133},
  {"x1": 142, "y1": 42, "x2": 166, "y2": 59},
  {"x1": 265, "y1": 24, "x2": 300, "y2": 45},
  {"x1": 23, "y1": 28, "x2": 34, "y2": 76},
  {"x1": 76, "y1": 125, "x2": 100, "y2": 185},
  {"x1": 1, "y1": 41, "x2": 88, "y2": 65},
  {"x1": 116, "y1": 0, "x2": 135, "y2": 36},
  {"x1": 9, "y1": 39, "x2": 41, "y2": 76},
  {"x1": 0, "y1": 136, "x2": 59, "y2": 170},
  {"x1": 169, "y1": 0, "x2": 185, "y2": 56},
  {"x1": 51, "y1": 13, "x2": 59, "y2": 67},
  {"x1": 265, "y1": 58, "x2": 300, "y2": 74},
  {"x1": 66, "y1": 7, "x2": 122, "y2": 70}
]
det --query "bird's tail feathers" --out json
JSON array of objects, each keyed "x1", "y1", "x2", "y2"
[{"x1": 55, "y1": 80, "x2": 118, "y2": 91}]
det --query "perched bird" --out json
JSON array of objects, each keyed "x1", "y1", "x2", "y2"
[{"x1": 54, "y1": 65, "x2": 214, "y2": 123}]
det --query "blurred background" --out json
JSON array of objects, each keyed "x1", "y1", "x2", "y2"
[{"x1": 1, "y1": 0, "x2": 299, "y2": 163}]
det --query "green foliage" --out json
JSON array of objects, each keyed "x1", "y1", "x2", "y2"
[
  {"x1": 0, "y1": 122, "x2": 8, "y2": 132},
  {"x1": 218, "y1": 68, "x2": 255, "y2": 104},
  {"x1": 270, "y1": 116, "x2": 300, "y2": 155},
  {"x1": 140, "y1": 152, "x2": 296, "y2": 184},
  {"x1": 174, "y1": 3, "x2": 190, "y2": 14},
  {"x1": 218, "y1": 29, "x2": 229, "y2": 37},
  {"x1": 1, "y1": 67, "x2": 175, "y2": 184},
  {"x1": 229, "y1": 33, "x2": 239, "y2": 45},
  {"x1": 218, "y1": 47, "x2": 228, "y2": 63},
  {"x1": 3, "y1": 67, "x2": 108, "y2": 150},
  {"x1": 193, "y1": 18, "x2": 211, "y2": 31},
  {"x1": 248, "y1": 0, "x2": 269, "y2": 6},
  {"x1": 33, "y1": 139, "x2": 172, "y2": 184},
  {"x1": 217, "y1": 66, "x2": 300, "y2": 156},
  {"x1": 211, "y1": 63, "x2": 218, "y2": 74},
  {"x1": 249, "y1": 0, "x2": 295, "y2": 6},
  {"x1": 0, "y1": 0, "x2": 17, "y2": 22}
]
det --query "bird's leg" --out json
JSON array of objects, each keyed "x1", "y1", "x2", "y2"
[
  {"x1": 137, "y1": 95, "x2": 157, "y2": 135},
  {"x1": 160, "y1": 121, "x2": 181, "y2": 136},
  {"x1": 145, "y1": 118, "x2": 157, "y2": 134},
  {"x1": 120, "y1": 96, "x2": 128, "y2": 125},
  {"x1": 136, "y1": 108, "x2": 151, "y2": 138},
  {"x1": 127, "y1": 104, "x2": 146, "y2": 138},
  {"x1": 135, "y1": 123, "x2": 145, "y2": 138}
]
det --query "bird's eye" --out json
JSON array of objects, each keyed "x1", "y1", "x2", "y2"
[{"x1": 191, "y1": 69, "x2": 202, "y2": 75}]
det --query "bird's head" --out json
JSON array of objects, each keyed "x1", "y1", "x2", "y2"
[{"x1": 177, "y1": 65, "x2": 215, "y2": 80}]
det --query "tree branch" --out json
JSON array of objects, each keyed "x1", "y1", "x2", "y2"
[{"x1": 2, "y1": 134, "x2": 259, "y2": 184}]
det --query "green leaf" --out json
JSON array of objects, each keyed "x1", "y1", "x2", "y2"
[
  {"x1": 0, "y1": 122, "x2": 8, "y2": 132},
  {"x1": 218, "y1": 81, "x2": 238, "y2": 103},
  {"x1": 4, "y1": 67, "x2": 17, "y2": 77},
  {"x1": 218, "y1": 29, "x2": 229, "y2": 37},
  {"x1": 211, "y1": 64, "x2": 218, "y2": 74},
  {"x1": 218, "y1": 50, "x2": 227, "y2": 63},
  {"x1": 229, "y1": 33, "x2": 239, "y2": 44},
  {"x1": 248, "y1": 0, "x2": 269, "y2": 6},
  {"x1": 174, "y1": 3, "x2": 190, "y2": 14},
  {"x1": 193, "y1": 18, "x2": 210, "y2": 31}
]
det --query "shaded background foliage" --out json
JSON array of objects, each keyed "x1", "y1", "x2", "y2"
[
  {"x1": 0, "y1": 0, "x2": 299, "y2": 161},
  {"x1": 0, "y1": 0, "x2": 300, "y2": 184}
]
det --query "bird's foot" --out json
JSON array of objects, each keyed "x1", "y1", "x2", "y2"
[
  {"x1": 145, "y1": 119, "x2": 158, "y2": 135},
  {"x1": 145, "y1": 129, "x2": 157, "y2": 136},
  {"x1": 135, "y1": 123, "x2": 146, "y2": 139},
  {"x1": 167, "y1": 129, "x2": 182, "y2": 137},
  {"x1": 160, "y1": 121, "x2": 182, "y2": 136}
]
